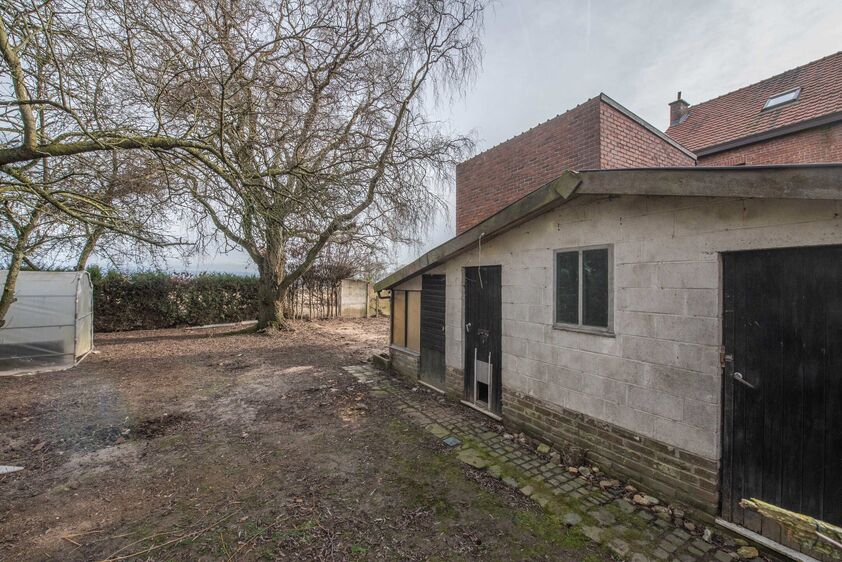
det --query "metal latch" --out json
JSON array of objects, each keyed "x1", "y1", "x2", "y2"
[{"x1": 733, "y1": 372, "x2": 756, "y2": 389}]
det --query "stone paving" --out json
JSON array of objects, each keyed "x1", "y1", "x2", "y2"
[{"x1": 344, "y1": 364, "x2": 769, "y2": 562}]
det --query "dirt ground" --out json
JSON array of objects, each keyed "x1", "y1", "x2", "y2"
[{"x1": 0, "y1": 318, "x2": 606, "y2": 561}]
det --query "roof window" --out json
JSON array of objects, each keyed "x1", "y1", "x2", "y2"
[{"x1": 763, "y1": 87, "x2": 801, "y2": 110}]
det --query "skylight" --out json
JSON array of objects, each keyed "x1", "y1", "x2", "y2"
[{"x1": 763, "y1": 87, "x2": 801, "y2": 110}]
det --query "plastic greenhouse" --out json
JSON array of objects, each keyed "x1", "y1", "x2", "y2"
[{"x1": 0, "y1": 271, "x2": 93, "y2": 375}]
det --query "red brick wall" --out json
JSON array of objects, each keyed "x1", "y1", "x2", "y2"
[
  {"x1": 455, "y1": 97, "x2": 696, "y2": 234},
  {"x1": 599, "y1": 103, "x2": 696, "y2": 168},
  {"x1": 455, "y1": 97, "x2": 602, "y2": 234},
  {"x1": 698, "y1": 122, "x2": 842, "y2": 166}
]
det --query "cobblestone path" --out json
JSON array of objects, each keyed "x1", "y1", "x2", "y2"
[{"x1": 344, "y1": 364, "x2": 769, "y2": 562}]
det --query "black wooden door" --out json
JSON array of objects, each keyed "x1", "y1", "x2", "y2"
[
  {"x1": 420, "y1": 274, "x2": 446, "y2": 389},
  {"x1": 722, "y1": 246, "x2": 842, "y2": 542},
  {"x1": 464, "y1": 266, "x2": 502, "y2": 414}
]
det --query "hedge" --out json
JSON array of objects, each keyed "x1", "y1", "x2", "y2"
[{"x1": 91, "y1": 269, "x2": 259, "y2": 332}]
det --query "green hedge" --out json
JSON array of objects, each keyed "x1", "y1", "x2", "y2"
[{"x1": 91, "y1": 268, "x2": 259, "y2": 332}]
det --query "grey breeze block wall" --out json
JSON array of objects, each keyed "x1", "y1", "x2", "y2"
[
  {"x1": 339, "y1": 279, "x2": 369, "y2": 318},
  {"x1": 393, "y1": 193, "x2": 842, "y2": 512}
]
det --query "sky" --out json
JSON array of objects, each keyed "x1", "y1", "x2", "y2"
[{"x1": 172, "y1": 0, "x2": 842, "y2": 275}]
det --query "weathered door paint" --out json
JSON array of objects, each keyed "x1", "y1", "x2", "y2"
[
  {"x1": 420, "y1": 274, "x2": 446, "y2": 390},
  {"x1": 464, "y1": 266, "x2": 502, "y2": 414},
  {"x1": 722, "y1": 246, "x2": 842, "y2": 550}
]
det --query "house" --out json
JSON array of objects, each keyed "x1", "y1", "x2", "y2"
[
  {"x1": 375, "y1": 53, "x2": 842, "y2": 559},
  {"x1": 667, "y1": 51, "x2": 842, "y2": 166}
]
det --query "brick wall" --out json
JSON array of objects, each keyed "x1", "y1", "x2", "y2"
[
  {"x1": 455, "y1": 97, "x2": 602, "y2": 234},
  {"x1": 455, "y1": 97, "x2": 695, "y2": 234},
  {"x1": 698, "y1": 122, "x2": 842, "y2": 166},
  {"x1": 599, "y1": 103, "x2": 696, "y2": 168},
  {"x1": 503, "y1": 389, "x2": 719, "y2": 516},
  {"x1": 390, "y1": 345, "x2": 419, "y2": 381}
]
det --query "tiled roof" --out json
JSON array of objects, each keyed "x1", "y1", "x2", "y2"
[{"x1": 667, "y1": 52, "x2": 842, "y2": 153}]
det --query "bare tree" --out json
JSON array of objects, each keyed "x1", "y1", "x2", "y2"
[
  {"x1": 108, "y1": 0, "x2": 485, "y2": 328},
  {"x1": 1, "y1": 0, "x2": 485, "y2": 330},
  {"x1": 0, "y1": 0, "x2": 197, "y2": 325},
  {"x1": 0, "y1": 2, "x2": 210, "y2": 167}
]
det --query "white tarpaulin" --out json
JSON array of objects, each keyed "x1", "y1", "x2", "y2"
[{"x1": 0, "y1": 271, "x2": 93, "y2": 375}]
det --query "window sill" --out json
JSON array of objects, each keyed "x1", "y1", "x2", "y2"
[
  {"x1": 552, "y1": 323, "x2": 615, "y2": 337},
  {"x1": 389, "y1": 344, "x2": 420, "y2": 356}
]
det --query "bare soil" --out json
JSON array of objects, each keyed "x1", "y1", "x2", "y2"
[{"x1": 0, "y1": 318, "x2": 604, "y2": 561}]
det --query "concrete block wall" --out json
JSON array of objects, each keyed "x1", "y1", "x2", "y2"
[
  {"x1": 420, "y1": 194, "x2": 842, "y2": 463},
  {"x1": 339, "y1": 279, "x2": 369, "y2": 318}
]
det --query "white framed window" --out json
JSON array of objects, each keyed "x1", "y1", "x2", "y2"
[
  {"x1": 762, "y1": 87, "x2": 801, "y2": 110},
  {"x1": 554, "y1": 245, "x2": 613, "y2": 334}
]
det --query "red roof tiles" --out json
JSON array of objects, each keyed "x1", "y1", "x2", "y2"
[{"x1": 667, "y1": 51, "x2": 842, "y2": 153}]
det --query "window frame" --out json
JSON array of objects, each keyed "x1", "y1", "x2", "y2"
[
  {"x1": 553, "y1": 244, "x2": 614, "y2": 336},
  {"x1": 762, "y1": 87, "x2": 801, "y2": 111}
]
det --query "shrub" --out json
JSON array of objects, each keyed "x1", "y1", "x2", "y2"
[{"x1": 92, "y1": 270, "x2": 259, "y2": 332}]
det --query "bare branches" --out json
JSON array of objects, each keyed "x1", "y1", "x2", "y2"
[{"x1": 0, "y1": 0, "x2": 487, "y2": 330}]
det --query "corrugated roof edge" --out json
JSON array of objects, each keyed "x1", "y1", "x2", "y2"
[{"x1": 375, "y1": 164, "x2": 842, "y2": 291}]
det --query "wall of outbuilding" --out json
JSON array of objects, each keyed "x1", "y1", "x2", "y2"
[{"x1": 394, "y1": 193, "x2": 842, "y2": 514}]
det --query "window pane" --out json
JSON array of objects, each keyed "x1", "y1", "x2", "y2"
[
  {"x1": 583, "y1": 249, "x2": 609, "y2": 327},
  {"x1": 392, "y1": 290, "x2": 406, "y2": 347},
  {"x1": 555, "y1": 251, "x2": 579, "y2": 324},
  {"x1": 406, "y1": 291, "x2": 421, "y2": 352}
]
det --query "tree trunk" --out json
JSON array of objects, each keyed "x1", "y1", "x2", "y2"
[
  {"x1": 76, "y1": 227, "x2": 103, "y2": 270},
  {"x1": 0, "y1": 205, "x2": 44, "y2": 328},
  {"x1": 255, "y1": 228, "x2": 287, "y2": 330},
  {"x1": 256, "y1": 268, "x2": 287, "y2": 330}
]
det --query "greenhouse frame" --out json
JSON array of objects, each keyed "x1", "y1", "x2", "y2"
[{"x1": 0, "y1": 271, "x2": 93, "y2": 376}]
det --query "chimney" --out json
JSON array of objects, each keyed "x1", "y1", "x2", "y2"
[{"x1": 669, "y1": 91, "x2": 690, "y2": 125}]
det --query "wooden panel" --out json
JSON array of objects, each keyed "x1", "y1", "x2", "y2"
[
  {"x1": 420, "y1": 275, "x2": 446, "y2": 352},
  {"x1": 825, "y1": 256, "x2": 842, "y2": 525},
  {"x1": 392, "y1": 290, "x2": 406, "y2": 347},
  {"x1": 420, "y1": 275, "x2": 446, "y2": 388},
  {"x1": 721, "y1": 253, "x2": 736, "y2": 522},
  {"x1": 406, "y1": 291, "x2": 421, "y2": 352},
  {"x1": 723, "y1": 245, "x2": 842, "y2": 549},
  {"x1": 464, "y1": 266, "x2": 502, "y2": 414}
]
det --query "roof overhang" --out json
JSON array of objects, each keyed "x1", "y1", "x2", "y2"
[
  {"x1": 693, "y1": 110, "x2": 842, "y2": 157},
  {"x1": 375, "y1": 164, "x2": 842, "y2": 291}
]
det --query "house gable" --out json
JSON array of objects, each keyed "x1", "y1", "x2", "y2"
[
  {"x1": 666, "y1": 51, "x2": 842, "y2": 160},
  {"x1": 455, "y1": 95, "x2": 695, "y2": 234}
]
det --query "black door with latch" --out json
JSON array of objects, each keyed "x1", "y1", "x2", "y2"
[
  {"x1": 420, "y1": 274, "x2": 446, "y2": 390},
  {"x1": 464, "y1": 266, "x2": 502, "y2": 415},
  {"x1": 722, "y1": 246, "x2": 842, "y2": 546}
]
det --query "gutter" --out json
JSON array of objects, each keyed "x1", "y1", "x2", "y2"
[
  {"x1": 375, "y1": 164, "x2": 842, "y2": 291},
  {"x1": 693, "y1": 110, "x2": 842, "y2": 157},
  {"x1": 374, "y1": 171, "x2": 583, "y2": 291}
]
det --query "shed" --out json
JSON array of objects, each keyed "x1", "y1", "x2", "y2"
[
  {"x1": 0, "y1": 271, "x2": 94, "y2": 375},
  {"x1": 376, "y1": 165, "x2": 842, "y2": 560}
]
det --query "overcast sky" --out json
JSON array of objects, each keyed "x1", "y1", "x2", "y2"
[{"x1": 179, "y1": 0, "x2": 842, "y2": 275}]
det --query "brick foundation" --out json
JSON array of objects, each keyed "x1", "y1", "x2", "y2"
[
  {"x1": 441, "y1": 367, "x2": 719, "y2": 517},
  {"x1": 444, "y1": 366, "x2": 463, "y2": 400},
  {"x1": 504, "y1": 389, "x2": 719, "y2": 517},
  {"x1": 389, "y1": 345, "x2": 419, "y2": 381}
]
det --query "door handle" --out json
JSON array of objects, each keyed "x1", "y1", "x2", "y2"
[
  {"x1": 465, "y1": 322, "x2": 471, "y2": 333},
  {"x1": 733, "y1": 372, "x2": 756, "y2": 389}
]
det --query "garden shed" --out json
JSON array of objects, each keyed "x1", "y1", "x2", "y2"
[
  {"x1": 0, "y1": 271, "x2": 93, "y2": 375},
  {"x1": 376, "y1": 165, "x2": 842, "y2": 561}
]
